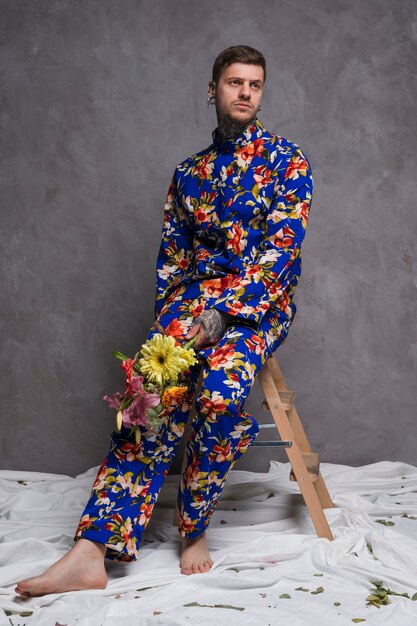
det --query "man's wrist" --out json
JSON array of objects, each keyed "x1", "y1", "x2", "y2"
[{"x1": 215, "y1": 309, "x2": 235, "y2": 325}]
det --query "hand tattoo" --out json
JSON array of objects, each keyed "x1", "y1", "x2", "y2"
[
  {"x1": 191, "y1": 308, "x2": 233, "y2": 348},
  {"x1": 199, "y1": 308, "x2": 226, "y2": 342}
]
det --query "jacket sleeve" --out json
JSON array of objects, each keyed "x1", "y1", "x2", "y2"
[
  {"x1": 154, "y1": 170, "x2": 195, "y2": 318},
  {"x1": 211, "y1": 146, "x2": 313, "y2": 326}
]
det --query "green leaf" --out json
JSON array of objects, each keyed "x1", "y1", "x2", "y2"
[
  {"x1": 311, "y1": 586, "x2": 324, "y2": 594},
  {"x1": 214, "y1": 604, "x2": 245, "y2": 611},
  {"x1": 366, "y1": 594, "x2": 380, "y2": 602},
  {"x1": 279, "y1": 593, "x2": 291, "y2": 599},
  {"x1": 334, "y1": 602, "x2": 341, "y2": 606},
  {"x1": 266, "y1": 492, "x2": 275, "y2": 499},
  {"x1": 352, "y1": 619, "x2": 366, "y2": 623},
  {"x1": 412, "y1": 592, "x2": 417, "y2": 601},
  {"x1": 183, "y1": 602, "x2": 245, "y2": 611},
  {"x1": 19, "y1": 612, "x2": 33, "y2": 617},
  {"x1": 314, "y1": 573, "x2": 324, "y2": 576},
  {"x1": 295, "y1": 587, "x2": 309, "y2": 592},
  {"x1": 112, "y1": 351, "x2": 129, "y2": 361},
  {"x1": 375, "y1": 519, "x2": 395, "y2": 526}
]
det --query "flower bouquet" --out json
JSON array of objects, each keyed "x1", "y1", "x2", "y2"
[{"x1": 103, "y1": 332, "x2": 198, "y2": 444}]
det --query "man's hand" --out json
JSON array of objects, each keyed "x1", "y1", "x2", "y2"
[{"x1": 184, "y1": 308, "x2": 231, "y2": 350}]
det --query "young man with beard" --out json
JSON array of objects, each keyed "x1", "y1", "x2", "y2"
[{"x1": 16, "y1": 44, "x2": 313, "y2": 596}]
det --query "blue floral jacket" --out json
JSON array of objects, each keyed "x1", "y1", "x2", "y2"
[{"x1": 154, "y1": 118, "x2": 313, "y2": 326}]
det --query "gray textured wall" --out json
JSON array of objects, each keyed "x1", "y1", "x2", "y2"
[{"x1": 1, "y1": 0, "x2": 416, "y2": 476}]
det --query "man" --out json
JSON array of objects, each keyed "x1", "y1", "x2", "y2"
[{"x1": 16, "y1": 44, "x2": 313, "y2": 596}]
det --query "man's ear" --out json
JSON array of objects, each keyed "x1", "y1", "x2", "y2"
[{"x1": 208, "y1": 80, "x2": 216, "y2": 96}]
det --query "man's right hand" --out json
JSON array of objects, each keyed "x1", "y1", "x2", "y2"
[{"x1": 184, "y1": 308, "x2": 230, "y2": 350}]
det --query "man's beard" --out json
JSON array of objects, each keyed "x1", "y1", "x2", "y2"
[{"x1": 216, "y1": 108, "x2": 257, "y2": 141}]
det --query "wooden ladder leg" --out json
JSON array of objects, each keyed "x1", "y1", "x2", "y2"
[
  {"x1": 258, "y1": 361, "x2": 334, "y2": 541},
  {"x1": 267, "y1": 357, "x2": 334, "y2": 511}
]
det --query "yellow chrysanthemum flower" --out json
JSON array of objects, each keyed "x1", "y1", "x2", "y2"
[
  {"x1": 138, "y1": 334, "x2": 196, "y2": 386},
  {"x1": 162, "y1": 385, "x2": 188, "y2": 407},
  {"x1": 177, "y1": 346, "x2": 197, "y2": 368}
]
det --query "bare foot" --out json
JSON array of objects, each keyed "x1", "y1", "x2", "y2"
[
  {"x1": 15, "y1": 538, "x2": 108, "y2": 597},
  {"x1": 180, "y1": 531, "x2": 213, "y2": 575}
]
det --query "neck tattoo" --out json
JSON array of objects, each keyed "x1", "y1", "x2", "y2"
[{"x1": 216, "y1": 112, "x2": 257, "y2": 142}]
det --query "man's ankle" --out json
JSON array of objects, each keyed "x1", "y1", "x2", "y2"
[{"x1": 76, "y1": 538, "x2": 107, "y2": 558}]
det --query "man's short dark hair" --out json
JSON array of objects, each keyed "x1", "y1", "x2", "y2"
[{"x1": 212, "y1": 45, "x2": 266, "y2": 85}]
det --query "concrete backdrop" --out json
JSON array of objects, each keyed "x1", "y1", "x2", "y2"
[{"x1": 1, "y1": 0, "x2": 416, "y2": 476}]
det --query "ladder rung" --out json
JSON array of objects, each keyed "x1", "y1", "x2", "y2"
[
  {"x1": 289, "y1": 452, "x2": 320, "y2": 482},
  {"x1": 258, "y1": 424, "x2": 278, "y2": 429},
  {"x1": 251, "y1": 441, "x2": 293, "y2": 447},
  {"x1": 289, "y1": 470, "x2": 319, "y2": 483},
  {"x1": 262, "y1": 389, "x2": 295, "y2": 412}
]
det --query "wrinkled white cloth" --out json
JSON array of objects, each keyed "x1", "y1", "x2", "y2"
[{"x1": 1, "y1": 460, "x2": 417, "y2": 625}]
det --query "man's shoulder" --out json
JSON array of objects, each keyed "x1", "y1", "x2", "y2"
[
  {"x1": 260, "y1": 125, "x2": 313, "y2": 177},
  {"x1": 261, "y1": 124, "x2": 308, "y2": 162},
  {"x1": 174, "y1": 145, "x2": 213, "y2": 174}
]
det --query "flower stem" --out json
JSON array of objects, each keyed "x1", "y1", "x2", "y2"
[{"x1": 182, "y1": 335, "x2": 198, "y2": 350}]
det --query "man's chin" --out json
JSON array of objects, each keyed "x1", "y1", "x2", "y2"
[
  {"x1": 225, "y1": 110, "x2": 256, "y2": 124},
  {"x1": 233, "y1": 107, "x2": 253, "y2": 117}
]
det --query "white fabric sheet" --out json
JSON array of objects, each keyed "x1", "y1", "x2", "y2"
[{"x1": 1, "y1": 460, "x2": 417, "y2": 625}]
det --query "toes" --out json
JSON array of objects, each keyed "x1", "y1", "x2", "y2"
[
  {"x1": 15, "y1": 585, "x2": 32, "y2": 597},
  {"x1": 15, "y1": 581, "x2": 33, "y2": 596},
  {"x1": 180, "y1": 564, "x2": 192, "y2": 575},
  {"x1": 181, "y1": 560, "x2": 212, "y2": 575}
]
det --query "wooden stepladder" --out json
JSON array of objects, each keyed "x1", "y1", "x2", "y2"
[
  {"x1": 173, "y1": 354, "x2": 334, "y2": 541},
  {"x1": 256, "y1": 354, "x2": 334, "y2": 541}
]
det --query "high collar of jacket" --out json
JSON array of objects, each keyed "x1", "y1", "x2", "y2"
[{"x1": 211, "y1": 117, "x2": 265, "y2": 154}]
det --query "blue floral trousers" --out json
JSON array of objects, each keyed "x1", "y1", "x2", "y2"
[{"x1": 75, "y1": 292, "x2": 292, "y2": 561}]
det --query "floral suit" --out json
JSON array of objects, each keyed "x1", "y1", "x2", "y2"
[{"x1": 75, "y1": 118, "x2": 313, "y2": 561}]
